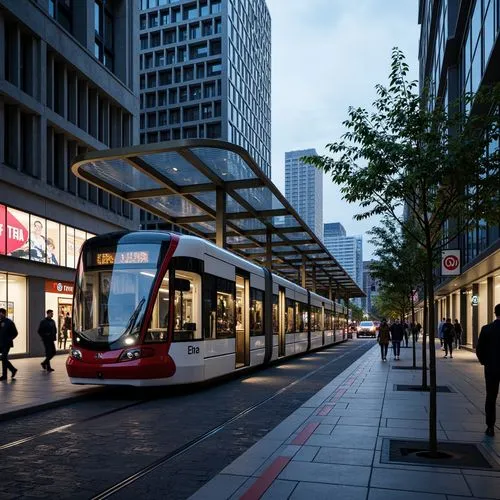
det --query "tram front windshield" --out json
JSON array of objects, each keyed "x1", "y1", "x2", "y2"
[{"x1": 74, "y1": 239, "x2": 163, "y2": 349}]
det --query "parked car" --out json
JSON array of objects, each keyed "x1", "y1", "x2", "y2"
[{"x1": 357, "y1": 320, "x2": 377, "y2": 338}]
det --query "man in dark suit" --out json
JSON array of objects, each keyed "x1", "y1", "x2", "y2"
[
  {"x1": 38, "y1": 309, "x2": 57, "y2": 372},
  {"x1": 0, "y1": 307, "x2": 18, "y2": 380},
  {"x1": 476, "y1": 303, "x2": 500, "y2": 437}
]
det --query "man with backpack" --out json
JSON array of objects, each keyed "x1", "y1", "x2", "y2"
[
  {"x1": 38, "y1": 309, "x2": 57, "y2": 372},
  {"x1": 0, "y1": 307, "x2": 18, "y2": 380}
]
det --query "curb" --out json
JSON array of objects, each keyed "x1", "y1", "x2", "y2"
[{"x1": 0, "y1": 388, "x2": 100, "y2": 422}]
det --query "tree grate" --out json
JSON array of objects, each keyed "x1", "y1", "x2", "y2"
[
  {"x1": 393, "y1": 384, "x2": 453, "y2": 393},
  {"x1": 392, "y1": 366, "x2": 425, "y2": 370},
  {"x1": 382, "y1": 439, "x2": 495, "y2": 469}
]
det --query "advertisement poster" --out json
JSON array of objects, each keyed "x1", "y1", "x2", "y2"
[
  {"x1": 0, "y1": 205, "x2": 5, "y2": 254},
  {"x1": 6, "y1": 208, "x2": 30, "y2": 258}
]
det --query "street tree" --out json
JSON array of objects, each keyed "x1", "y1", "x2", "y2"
[
  {"x1": 305, "y1": 48, "x2": 500, "y2": 454},
  {"x1": 369, "y1": 216, "x2": 427, "y2": 370}
]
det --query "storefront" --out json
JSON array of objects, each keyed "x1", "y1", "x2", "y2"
[
  {"x1": 45, "y1": 280, "x2": 74, "y2": 351},
  {"x1": 417, "y1": 248, "x2": 499, "y2": 348},
  {"x1": 0, "y1": 203, "x2": 95, "y2": 357}
]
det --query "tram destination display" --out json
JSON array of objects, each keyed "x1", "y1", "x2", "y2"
[
  {"x1": 96, "y1": 250, "x2": 150, "y2": 265},
  {"x1": 88, "y1": 248, "x2": 154, "y2": 267}
]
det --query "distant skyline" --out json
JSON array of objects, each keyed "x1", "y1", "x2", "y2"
[{"x1": 266, "y1": 1, "x2": 419, "y2": 259}]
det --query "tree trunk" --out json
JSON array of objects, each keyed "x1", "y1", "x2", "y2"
[
  {"x1": 411, "y1": 291, "x2": 416, "y2": 368},
  {"x1": 426, "y1": 253, "x2": 438, "y2": 454},
  {"x1": 422, "y1": 277, "x2": 428, "y2": 389}
]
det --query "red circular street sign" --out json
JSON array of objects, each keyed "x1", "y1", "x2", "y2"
[{"x1": 443, "y1": 255, "x2": 459, "y2": 271}]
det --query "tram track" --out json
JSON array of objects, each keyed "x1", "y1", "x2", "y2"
[
  {"x1": 0, "y1": 341, "x2": 352, "y2": 452},
  {"x1": 90, "y1": 341, "x2": 369, "y2": 500}
]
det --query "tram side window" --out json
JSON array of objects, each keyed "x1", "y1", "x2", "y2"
[
  {"x1": 296, "y1": 301, "x2": 308, "y2": 332},
  {"x1": 173, "y1": 270, "x2": 201, "y2": 341},
  {"x1": 324, "y1": 310, "x2": 332, "y2": 330},
  {"x1": 311, "y1": 305, "x2": 322, "y2": 331},
  {"x1": 202, "y1": 274, "x2": 235, "y2": 339},
  {"x1": 250, "y1": 288, "x2": 264, "y2": 336},
  {"x1": 285, "y1": 298, "x2": 295, "y2": 333},
  {"x1": 272, "y1": 294, "x2": 278, "y2": 334}
]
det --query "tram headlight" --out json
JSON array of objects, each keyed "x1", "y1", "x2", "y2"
[
  {"x1": 71, "y1": 349, "x2": 82, "y2": 360},
  {"x1": 118, "y1": 347, "x2": 155, "y2": 362}
]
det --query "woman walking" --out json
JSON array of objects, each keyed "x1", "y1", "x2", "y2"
[{"x1": 377, "y1": 319, "x2": 391, "y2": 362}]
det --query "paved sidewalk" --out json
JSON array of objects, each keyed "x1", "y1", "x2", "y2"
[
  {"x1": 191, "y1": 342, "x2": 500, "y2": 500},
  {"x1": 0, "y1": 354, "x2": 98, "y2": 420}
]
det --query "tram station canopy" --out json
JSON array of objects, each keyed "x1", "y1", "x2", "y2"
[{"x1": 72, "y1": 140, "x2": 364, "y2": 299}]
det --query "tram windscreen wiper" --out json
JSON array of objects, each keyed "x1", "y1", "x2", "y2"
[{"x1": 124, "y1": 298, "x2": 146, "y2": 335}]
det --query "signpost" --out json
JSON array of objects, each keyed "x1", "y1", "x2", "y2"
[{"x1": 441, "y1": 250, "x2": 461, "y2": 276}]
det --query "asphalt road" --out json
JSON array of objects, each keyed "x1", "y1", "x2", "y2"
[{"x1": 0, "y1": 339, "x2": 374, "y2": 500}]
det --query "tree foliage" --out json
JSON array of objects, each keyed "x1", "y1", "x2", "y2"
[{"x1": 305, "y1": 48, "x2": 499, "y2": 453}]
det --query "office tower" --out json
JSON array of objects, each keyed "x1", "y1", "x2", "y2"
[
  {"x1": 284, "y1": 149, "x2": 323, "y2": 240},
  {"x1": 362, "y1": 260, "x2": 379, "y2": 314},
  {"x1": 0, "y1": 0, "x2": 139, "y2": 357},
  {"x1": 418, "y1": 0, "x2": 499, "y2": 345},
  {"x1": 138, "y1": 0, "x2": 271, "y2": 177},
  {"x1": 323, "y1": 223, "x2": 363, "y2": 294}
]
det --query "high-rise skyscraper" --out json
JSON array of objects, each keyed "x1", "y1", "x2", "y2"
[
  {"x1": 0, "y1": 0, "x2": 139, "y2": 358},
  {"x1": 284, "y1": 149, "x2": 323, "y2": 240},
  {"x1": 138, "y1": 0, "x2": 271, "y2": 177},
  {"x1": 324, "y1": 223, "x2": 363, "y2": 298}
]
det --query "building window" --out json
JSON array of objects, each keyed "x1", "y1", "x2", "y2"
[
  {"x1": 94, "y1": 0, "x2": 114, "y2": 70},
  {"x1": 49, "y1": 0, "x2": 73, "y2": 33}
]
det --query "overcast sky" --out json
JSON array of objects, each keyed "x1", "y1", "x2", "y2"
[{"x1": 266, "y1": 1, "x2": 420, "y2": 260}]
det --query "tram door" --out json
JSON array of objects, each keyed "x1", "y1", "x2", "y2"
[
  {"x1": 235, "y1": 275, "x2": 250, "y2": 368},
  {"x1": 278, "y1": 288, "x2": 286, "y2": 357}
]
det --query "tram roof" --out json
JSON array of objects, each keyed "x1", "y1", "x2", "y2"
[{"x1": 72, "y1": 140, "x2": 364, "y2": 298}]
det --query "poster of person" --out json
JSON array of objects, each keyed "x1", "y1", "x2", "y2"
[
  {"x1": 29, "y1": 215, "x2": 47, "y2": 262},
  {"x1": 46, "y1": 220, "x2": 60, "y2": 265}
]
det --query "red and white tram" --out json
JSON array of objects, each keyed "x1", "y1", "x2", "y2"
[{"x1": 66, "y1": 231, "x2": 348, "y2": 386}]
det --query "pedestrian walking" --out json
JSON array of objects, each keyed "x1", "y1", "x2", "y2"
[
  {"x1": 403, "y1": 322, "x2": 409, "y2": 347},
  {"x1": 438, "y1": 317, "x2": 446, "y2": 349},
  {"x1": 377, "y1": 319, "x2": 391, "y2": 361},
  {"x1": 476, "y1": 303, "x2": 500, "y2": 437},
  {"x1": 0, "y1": 308, "x2": 18, "y2": 380},
  {"x1": 442, "y1": 318, "x2": 455, "y2": 359},
  {"x1": 390, "y1": 318, "x2": 404, "y2": 360},
  {"x1": 416, "y1": 322, "x2": 422, "y2": 342},
  {"x1": 454, "y1": 319, "x2": 463, "y2": 349},
  {"x1": 38, "y1": 309, "x2": 57, "y2": 372}
]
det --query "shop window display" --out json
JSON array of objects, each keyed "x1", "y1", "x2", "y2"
[{"x1": 0, "y1": 273, "x2": 27, "y2": 354}]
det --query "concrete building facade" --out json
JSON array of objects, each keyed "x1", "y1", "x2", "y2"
[
  {"x1": 361, "y1": 260, "x2": 380, "y2": 315},
  {"x1": 284, "y1": 149, "x2": 323, "y2": 240},
  {"x1": 138, "y1": 0, "x2": 271, "y2": 174},
  {"x1": 0, "y1": 0, "x2": 139, "y2": 357},
  {"x1": 418, "y1": 0, "x2": 500, "y2": 346}
]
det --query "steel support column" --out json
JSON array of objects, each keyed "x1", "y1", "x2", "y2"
[
  {"x1": 265, "y1": 228, "x2": 272, "y2": 270},
  {"x1": 216, "y1": 187, "x2": 227, "y2": 249},
  {"x1": 301, "y1": 256, "x2": 306, "y2": 289}
]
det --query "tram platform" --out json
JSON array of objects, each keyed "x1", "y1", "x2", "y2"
[
  {"x1": 191, "y1": 341, "x2": 500, "y2": 500},
  {"x1": 0, "y1": 354, "x2": 98, "y2": 421}
]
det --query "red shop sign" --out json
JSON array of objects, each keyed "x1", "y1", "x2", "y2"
[
  {"x1": 6, "y1": 209, "x2": 29, "y2": 255},
  {"x1": 45, "y1": 280, "x2": 74, "y2": 295},
  {"x1": 0, "y1": 205, "x2": 5, "y2": 254}
]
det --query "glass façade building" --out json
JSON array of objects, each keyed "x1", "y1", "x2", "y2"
[
  {"x1": 0, "y1": 0, "x2": 139, "y2": 356},
  {"x1": 323, "y1": 223, "x2": 363, "y2": 306},
  {"x1": 138, "y1": 0, "x2": 271, "y2": 177},
  {"x1": 418, "y1": 0, "x2": 500, "y2": 346},
  {"x1": 284, "y1": 149, "x2": 323, "y2": 241}
]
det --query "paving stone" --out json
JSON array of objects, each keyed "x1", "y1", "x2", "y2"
[{"x1": 289, "y1": 481, "x2": 367, "y2": 500}]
